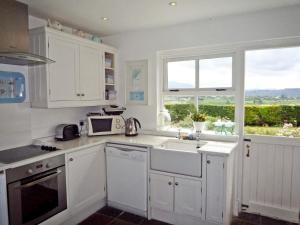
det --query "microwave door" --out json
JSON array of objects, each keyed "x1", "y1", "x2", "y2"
[{"x1": 91, "y1": 118, "x2": 113, "y2": 134}]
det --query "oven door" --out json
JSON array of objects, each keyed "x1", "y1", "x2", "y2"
[{"x1": 7, "y1": 166, "x2": 67, "y2": 225}]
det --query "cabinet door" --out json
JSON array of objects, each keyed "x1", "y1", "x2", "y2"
[
  {"x1": 48, "y1": 35, "x2": 80, "y2": 101},
  {"x1": 206, "y1": 155, "x2": 224, "y2": 223},
  {"x1": 79, "y1": 45, "x2": 103, "y2": 101},
  {"x1": 67, "y1": 145, "x2": 106, "y2": 214},
  {"x1": 150, "y1": 174, "x2": 174, "y2": 212},
  {"x1": 174, "y1": 178, "x2": 202, "y2": 217}
]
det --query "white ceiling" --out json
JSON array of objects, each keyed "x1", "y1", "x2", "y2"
[{"x1": 19, "y1": 0, "x2": 300, "y2": 36}]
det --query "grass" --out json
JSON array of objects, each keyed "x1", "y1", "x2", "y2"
[{"x1": 244, "y1": 126, "x2": 300, "y2": 137}]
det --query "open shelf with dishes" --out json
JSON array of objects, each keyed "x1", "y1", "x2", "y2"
[{"x1": 104, "y1": 51, "x2": 117, "y2": 101}]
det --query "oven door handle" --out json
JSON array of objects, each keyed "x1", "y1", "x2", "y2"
[{"x1": 16, "y1": 169, "x2": 62, "y2": 189}]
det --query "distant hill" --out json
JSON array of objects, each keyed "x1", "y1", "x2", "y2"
[{"x1": 245, "y1": 88, "x2": 300, "y2": 98}]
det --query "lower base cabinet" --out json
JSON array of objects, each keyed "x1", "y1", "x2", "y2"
[
  {"x1": 150, "y1": 173, "x2": 202, "y2": 218},
  {"x1": 67, "y1": 145, "x2": 106, "y2": 214}
]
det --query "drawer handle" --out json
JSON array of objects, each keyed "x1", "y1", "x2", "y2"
[
  {"x1": 69, "y1": 158, "x2": 74, "y2": 162},
  {"x1": 175, "y1": 182, "x2": 179, "y2": 186},
  {"x1": 207, "y1": 160, "x2": 211, "y2": 164},
  {"x1": 81, "y1": 93, "x2": 85, "y2": 96},
  {"x1": 168, "y1": 181, "x2": 172, "y2": 185},
  {"x1": 76, "y1": 94, "x2": 80, "y2": 97}
]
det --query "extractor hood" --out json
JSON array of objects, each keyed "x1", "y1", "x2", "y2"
[{"x1": 0, "y1": 0, "x2": 55, "y2": 66}]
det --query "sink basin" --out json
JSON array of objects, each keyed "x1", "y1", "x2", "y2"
[
  {"x1": 159, "y1": 140, "x2": 207, "y2": 152},
  {"x1": 151, "y1": 139, "x2": 205, "y2": 177}
]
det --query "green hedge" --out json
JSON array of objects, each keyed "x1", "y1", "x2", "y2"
[{"x1": 164, "y1": 104, "x2": 300, "y2": 126}]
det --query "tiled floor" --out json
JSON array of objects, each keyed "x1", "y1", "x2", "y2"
[
  {"x1": 79, "y1": 207, "x2": 298, "y2": 225},
  {"x1": 78, "y1": 206, "x2": 171, "y2": 225},
  {"x1": 231, "y1": 212, "x2": 298, "y2": 225}
]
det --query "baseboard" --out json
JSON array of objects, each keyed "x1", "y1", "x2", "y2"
[
  {"x1": 107, "y1": 200, "x2": 147, "y2": 217},
  {"x1": 248, "y1": 201, "x2": 299, "y2": 224},
  {"x1": 150, "y1": 208, "x2": 218, "y2": 225}
]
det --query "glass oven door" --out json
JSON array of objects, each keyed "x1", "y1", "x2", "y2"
[{"x1": 7, "y1": 166, "x2": 67, "y2": 225}]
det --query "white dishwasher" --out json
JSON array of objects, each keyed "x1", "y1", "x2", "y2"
[{"x1": 106, "y1": 143, "x2": 148, "y2": 216}]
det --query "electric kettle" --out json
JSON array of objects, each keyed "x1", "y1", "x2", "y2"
[{"x1": 125, "y1": 117, "x2": 141, "y2": 136}]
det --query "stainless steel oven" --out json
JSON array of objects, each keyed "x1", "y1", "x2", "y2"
[{"x1": 6, "y1": 155, "x2": 67, "y2": 225}]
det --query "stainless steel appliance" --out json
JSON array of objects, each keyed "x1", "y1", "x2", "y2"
[
  {"x1": 0, "y1": 0, "x2": 54, "y2": 66},
  {"x1": 6, "y1": 155, "x2": 67, "y2": 225},
  {"x1": 55, "y1": 124, "x2": 80, "y2": 141},
  {"x1": 87, "y1": 115, "x2": 124, "y2": 136},
  {"x1": 125, "y1": 117, "x2": 141, "y2": 136},
  {"x1": 0, "y1": 145, "x2": 59, "y2": 164}
]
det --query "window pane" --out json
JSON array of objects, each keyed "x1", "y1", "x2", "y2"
[
  {"x1": 163, "y1": 96, "x2": 196, "y2": 129},
  {"x1": 199, "y1": 57, "x2": 232, "y2": 88},
  {"x1": 198, "y1": 96, "x2": 235, "y2": 135},
  {"x1": 167, "y1": 60, "x2": 195, "y2": 89},
  {"x1": 245, "y1": 47, "x2": 300, "y2": 137}
]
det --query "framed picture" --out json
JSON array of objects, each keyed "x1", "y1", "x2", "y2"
[{"x1": 126, "y1": 60, "x2": 148, "y2": 105}]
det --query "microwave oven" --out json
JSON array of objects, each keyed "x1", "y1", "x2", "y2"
[{"x1": 87, "y1": 115, "x2": 124, "y2": 136}]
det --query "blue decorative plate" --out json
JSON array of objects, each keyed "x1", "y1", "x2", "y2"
[{"x1": 0, "y1": 71, "x2": 26, "y2": 103}]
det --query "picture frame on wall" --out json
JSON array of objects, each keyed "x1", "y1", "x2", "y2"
[{"x1": 126, "y1": 60, "x2": 148, "y2": 105}]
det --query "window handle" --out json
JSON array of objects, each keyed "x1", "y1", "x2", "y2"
[{"x1": 216, "y1": 88, "x2": 227, "y2": 91}]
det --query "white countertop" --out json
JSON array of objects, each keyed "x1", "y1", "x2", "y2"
[{"x1": 0, "y1": 134, "x2": 237, "y2": 171}]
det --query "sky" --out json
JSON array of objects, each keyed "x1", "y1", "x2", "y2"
[{"x1": 168, "y1": 46, "x2": 300, "y2": 90}]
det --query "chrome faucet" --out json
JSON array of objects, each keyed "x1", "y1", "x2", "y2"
[
  {"x1": 177, "y1": 129, "x2": 182, "y2": 140},
  {"x1": 196, "y1": 130, "x2": 201, "y2": 149}
]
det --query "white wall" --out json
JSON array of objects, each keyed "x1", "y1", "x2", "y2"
[
  {"x1": 0, "y1": 16, "x2": 96, "y2": 150},
  {"x1": 102, "y1": 5, "x2": 300, "y2": 130}
]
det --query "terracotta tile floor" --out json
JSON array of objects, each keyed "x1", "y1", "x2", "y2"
[{"x1": 78, "y1": 207, "x2": 298, "y2": 225}]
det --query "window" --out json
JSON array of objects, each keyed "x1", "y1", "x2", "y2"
[
  {"x1": 199, "y1": 57, "x2": 232, "y2": 88},
  {"x1": 167, "y1": 60, "x2": 196, "y2": 89},
  {"x1": 166, "y1": 56, "x2": 234, "y2": 90},
  {"x1": 245, "y1": 47, "x2": 300, "y2": 137},
  {"x1": 162, "y1": 54, "x2": 236, "y2": 135}
]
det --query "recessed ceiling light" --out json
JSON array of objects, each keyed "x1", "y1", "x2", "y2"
[
  {"x1": 169, "y1": 1, "x2": 177, "y2": 6},
  {"x1": 102, "y1": 17, "x2": 109, "y2": 21}
]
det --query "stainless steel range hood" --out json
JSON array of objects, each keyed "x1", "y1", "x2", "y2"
[{"x1": 0, "y1": 0, "x2": 55, "y2": 66}]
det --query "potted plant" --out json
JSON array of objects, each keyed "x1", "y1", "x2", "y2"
[{"x1": 191, "y1": 112, "x2": 206, "y2": 132}]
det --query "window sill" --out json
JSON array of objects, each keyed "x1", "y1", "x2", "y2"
[{"x1": 143, "y1": 128, "x2": 239, "y2": 142}]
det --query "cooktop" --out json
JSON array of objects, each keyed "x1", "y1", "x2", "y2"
[{"x1": 0, "y1": 145, "x2": 60, "y2": 164}]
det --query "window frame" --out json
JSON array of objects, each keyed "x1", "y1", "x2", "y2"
[
  {"x1": 164, "y1": 52, "x2": 237, "y2": 92},
  {"x1": 160, "y1": 50, "x2": 239, "y2": 135}
]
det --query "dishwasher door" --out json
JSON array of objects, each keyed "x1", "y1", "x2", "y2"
[{"x1": 106, "y1": 145, "x2": 147, "y2": 212}]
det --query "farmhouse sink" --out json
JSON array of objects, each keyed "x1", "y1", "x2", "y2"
[
  {"x1": 159, "y1": 139, "x2": 207, "y2": 152},
  {"x1": 151, "y1": 139, "x2": 205, "y2": 177}
]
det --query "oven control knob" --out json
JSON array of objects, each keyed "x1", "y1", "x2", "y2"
[
  {"x1": 27, "y1": 169, "x2": 33, "y2": 174},
  {"x1": 116, "y1": 124, "x2": 121, "y2": 129},
  {"x1": 45, "y1": 163, "x2": 51, "y2": 168}
]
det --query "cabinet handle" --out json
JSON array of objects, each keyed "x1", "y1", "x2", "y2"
[
  {"x1": 246, "y1": 144, "x2": 250, "y2": 157},
  {"x1": 175, "y1": 182, "x2": 179, "y2": 186},
  {"x1": 207, "y1": 160, "x2": 211, "y2": 164},
  {"x1": 69, "y1": 158, "x2": 74, "y2": 162},
  {"x1": 81, "y1": 93, "x2": 85, "y2": 97},
  {"x1": 168, "y1": 181, "x2": 172, "y2": 185},
  {"x1": 76, "y1": 94, "x2": 80, "y2": 97}
]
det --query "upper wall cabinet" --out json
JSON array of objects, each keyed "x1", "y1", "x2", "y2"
[{"x1": 29, "y1": 27, "x2": 117, "y2": 108}]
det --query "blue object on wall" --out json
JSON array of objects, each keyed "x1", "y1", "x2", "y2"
[{"x1": 0, "y1": 71, "x2": 26, "y2": 103}]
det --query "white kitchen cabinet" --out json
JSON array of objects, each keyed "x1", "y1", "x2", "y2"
[
  {"x1": 79, "y1": 44, "x2": 103, "y2": 101},
  {"x1": 67, "y1": 145, "x2": 106, "y2": 214},
  {"x1": 48, "y1": 34, "x2": 80, "y2": 102},
  {"x1": 206, "y1": 155, "x2": 225, "y2": 224},
  {"x1": 150, "y1": 173, "x2": 202, "y2": 218},
  {"x1": 150, "y1": 174, "x2": 174, "y2": 212},
  {"x1": 174, "y1": 177, "x2": 202, "y2": 217},
  {"x1": 29, "y1": 27, "x2": 116, "y2": 108}
]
